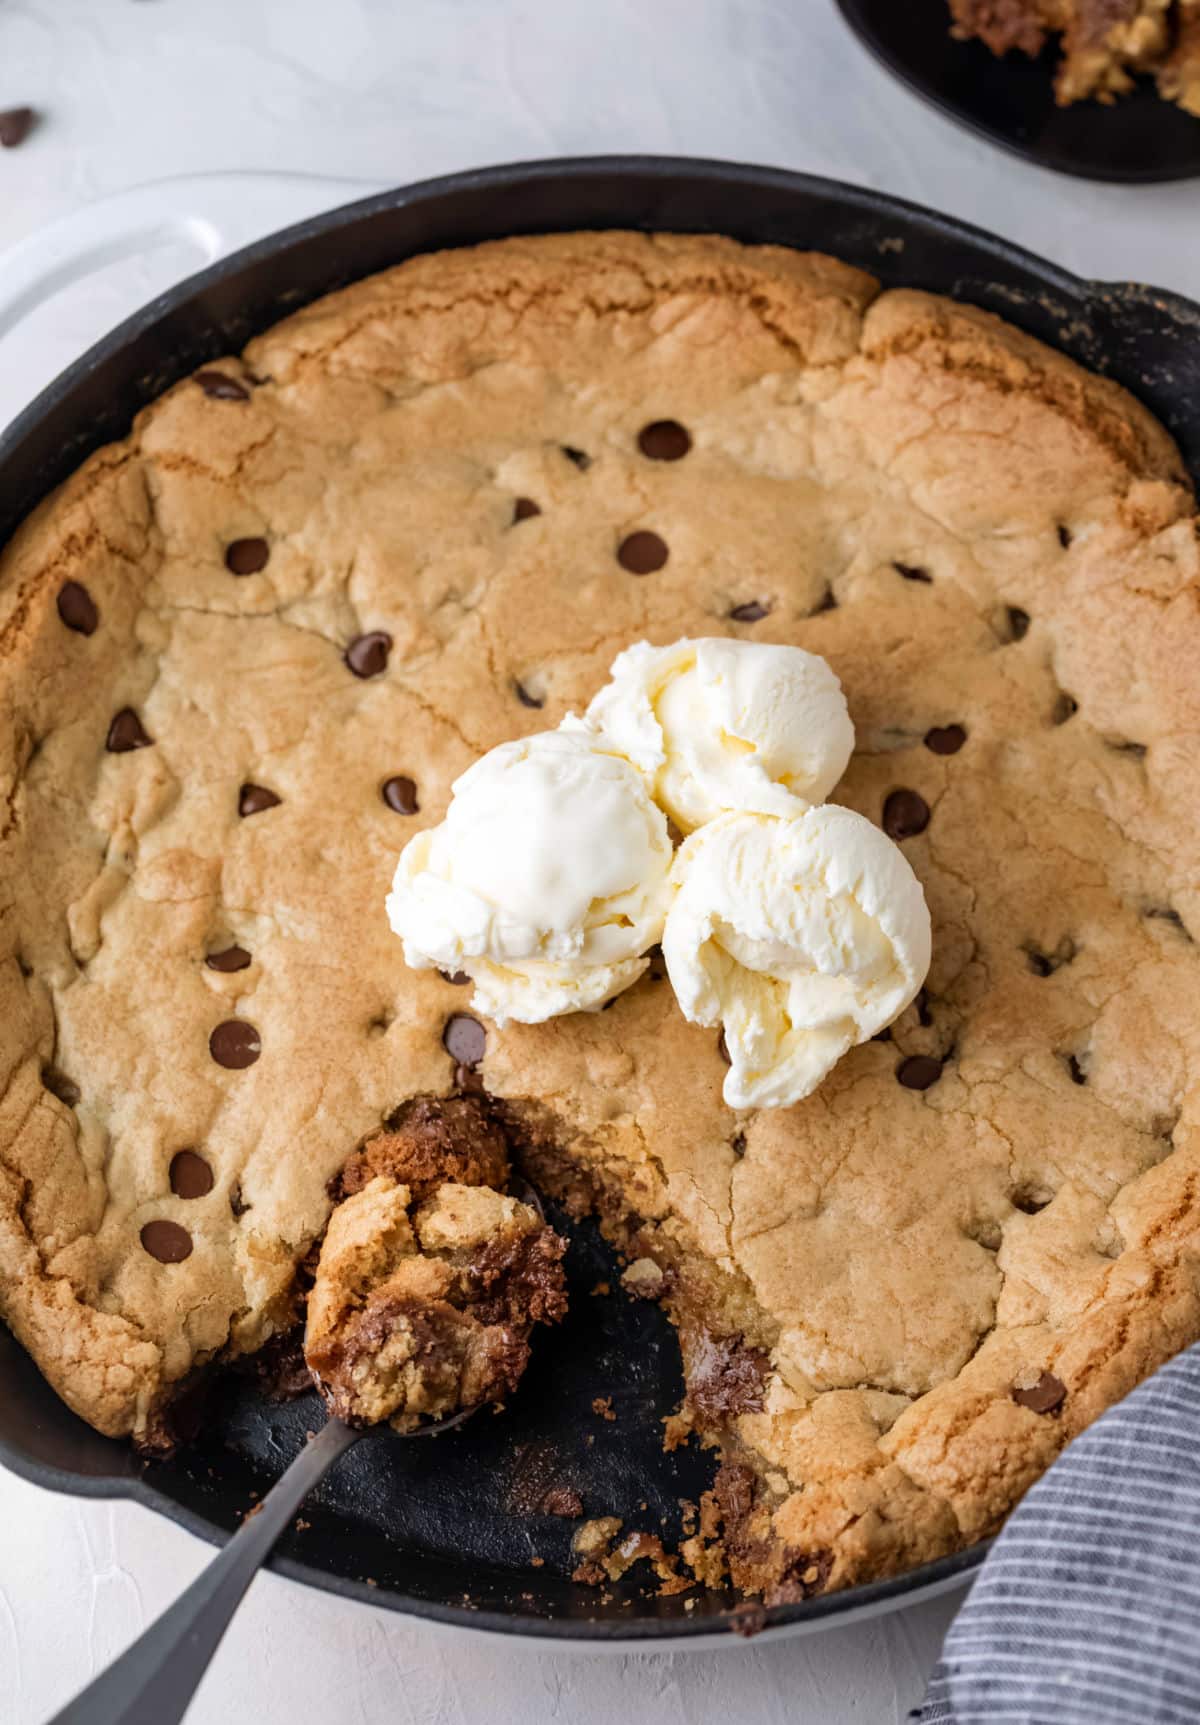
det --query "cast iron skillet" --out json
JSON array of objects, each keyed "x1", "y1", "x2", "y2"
[
  {"x1": 2, "y1": 156, "x2": 1200, "y2": 1644},
  {"x1": 837, "y1": 0, "x2": 1200, "y2": 183}
]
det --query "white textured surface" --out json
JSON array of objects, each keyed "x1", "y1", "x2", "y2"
[{"x1": 1, "y1": 1, "x2": 1198, "y2": 1721}]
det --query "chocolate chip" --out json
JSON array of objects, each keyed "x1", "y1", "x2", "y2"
[
  {"x1": 238, "y1": 783, "x2": 281, "y2": 817},
  {"x1": 897, "y1": 1054, "x2": 942, "y2": 1091},
  {"x1": 106, "y1": 709, "x2": 153, "y2": 753},
  {"x1": 210, "y1": 1020, "x2": 261, "y2": 1069},
  {"x1": 924, "y1": 724, "x2": 966, "y2": 756},
  {"x1": 562, "y1": 446, "x2": 591, "y2": 470},
  {"x1": 439, "y1": 969, "x2": 471, "y2": 986},
  {"x1": 882, "y1": 788, "x2": 930, "y2": 840},
  {"x1": 512, "y1": 497, "x2": 541, "y2": 523},
  {"x1": 638, "y1": 420, "x2": 691, "y2": 461},
  {"x1": 1006, "y1": 606, "x2": 1031, "y2": 641},
  {"x1": 141, "y1": 1220, "x2": 194, "y2": 1264},
  {"x1": 0, "y1": 108, "x2": 36, "y2": 150},
  {"x1": 170, "y1": 1150, "x2": 214, "y2": 1199},
  {"x1": 729, "y1": 600, "x2": 770, "y2": 623},
  {"x1": 57, "y1": 581, "x2": 98, "y2": 636},
  {"x1": 196, "y1": 370, "x2": 250, "y2": 402},
  {"x1": 443, "y1": 1014, "x2": 486, "y2": 1068},
  {"x1": 1066, "y1": 1053, "x2": 1087, "y2": 1086},
  {"x1": 225, "y1": 537, "x2": 269, "y2": 575},
  {"x1": 1146, "y1": 906, "x2": 1192, "y2": 940},
  {"x1": 893, "y1": 562, "x2": 932, "y2": 583},
  {"x1": 514, "y1": 680, "x2": 544, "y2": 709},
  {"x1": 1057, "y1": 524, "x2": 1072, "y2": 550},
  {"x1": 1025, "y1": 936, "x2": 1076, "y2": 977},
  {"x1": 1012, "y1": 1371, "x2": 1066, "y2": 1415},
  {"x1": 42, "y1": 1067, "x2": 80, "y2": 1107},
  {"x1": 345, "y1": 631, "x2": 392, "y2": 678},
  {"x1": 206, "y1": 945, "x2": 251, "y2": 973},
  {"x1": 617, "y1": 531, "x2": 668, "y2": 575},
  {"x1": 382, "y1": 776, "x2": 419, "y2": 814}
]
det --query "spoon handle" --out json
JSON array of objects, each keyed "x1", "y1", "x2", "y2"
[{"x1": 47, "y1": 1417, "x2": 362, "y2": 1725}]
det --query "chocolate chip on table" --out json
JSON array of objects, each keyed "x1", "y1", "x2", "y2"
[
  {"x1": 225, "y1": 537, "x2": 269, "y2": 575},
  {"x1": 514, "y1": 680, "x2": 544, "y2": 710},
  {"x1": 924, "y1": 724, "x2": 967, "y2": 756},
  {"x1": 141, "y1": 1219, "x2": 194, "y2": 1264},
  {"x1": 893, "y1": 562, "x2": 932, "y2": 583},
  {"x1": 897, "y1": 1054, "x2": 942, "y2": 1091},
  {"x1": 1012, "y1": 1371, "x2": 1066, "y2": 1415},
  {"x1": 0, "y1": 108, "x2": 36, "y2": 149},
  {"x1": 106, "y1": 709, "x2": 153, "y2": 753},
  {"x1": 382, "y1": 775, "x2": 419, "y2": 814},
  {"x1": 443, "y1": 1013, "x2": 486, "y2": 1068},
  {"x1": 210, "y1": 1020, "x2": 262, "y2": 1069},
  {"x1": 169, "y1": 1150, "x2": 214, "y2": 1199},
  {"x1": 206, "y1": 944, "x2": 251, "y2": 973},
  {"x1": 196, "y1": 370, "x2": 251, "y2": 402},
  {"x1": 238, "y1": 783, "x2": 281, "y2": 817},
  {"x1": 617, "y1": 530, "x2": 669, "y2": 575},
  {"x1": 882, "y1": 788, "x2": 930, "y2": 840},
  {"x1": 638, "y1": 420, "x2": 691, "y2": 461},
  {"x1": 439, "y1": 969, "x2": 471, "y2": 986},
  {"x1": 56, "y1": 580, "x2": 99, "y2": 636},
  {"x1": 512, "y1": 497, "x2": 541, "y2": 523},
  {"x1": 729, "y1": 600, "x2": 770, "y2": 623},
  {"x1": 345, "y1": 631, "x2": 392, "y2": 678}
]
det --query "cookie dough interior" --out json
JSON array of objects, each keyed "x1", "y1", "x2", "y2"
[{"x1": 305, "y1": 1174, "x2": 567, "y2": 1432}]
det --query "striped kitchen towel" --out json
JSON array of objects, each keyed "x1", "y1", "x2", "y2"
[{"x1": 920, "y1": 1342, "x2": 1200, "y2": 1724}]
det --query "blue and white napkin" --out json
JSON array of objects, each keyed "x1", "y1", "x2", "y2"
[{"x1": 920, "y1": 1343, "x2": 1200, "y2": 1724}]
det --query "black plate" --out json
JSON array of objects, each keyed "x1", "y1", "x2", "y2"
[
  {"x1": 837, "y1": 0, "x2": 1200, "y2": 183},
  {"x1": 2, "y1": 155, "x2": 1200, "y2": 1642}
]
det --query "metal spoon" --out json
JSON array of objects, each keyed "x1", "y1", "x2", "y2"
[
  {"x1": 46, "y1": 1180, "x2": 549, "y2": 1724},
  {"x1": 45, "y1": 1404, "x2": 474, "y2": 1725}
]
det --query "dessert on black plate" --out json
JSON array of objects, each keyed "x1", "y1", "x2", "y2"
[{"x1": 949, "y1": 0, "x2": 1200, "y2": 113}]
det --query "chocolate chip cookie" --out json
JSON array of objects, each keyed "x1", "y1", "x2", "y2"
[{"x1": 2, "y1": 231, "x2": 1199, "y2": 1599}]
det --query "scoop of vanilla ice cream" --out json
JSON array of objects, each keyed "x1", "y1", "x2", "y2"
[
  {"x1": 387, "y1": 728, "x2": 673, "y2": 1025},
  {"x1": 579, "y1": 637, "x2": 854, "y2": 834},
  {"x1": 663, "y1": 807, "x2": 931, "y2": 1108}
]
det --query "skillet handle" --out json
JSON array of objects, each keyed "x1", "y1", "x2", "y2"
[
  {"x1": 0, "y1": 171, "x2": 378, "y2": 342},
  {"x1": 44, "y1": 1417, "x2": 361, "y2": 1725}
]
